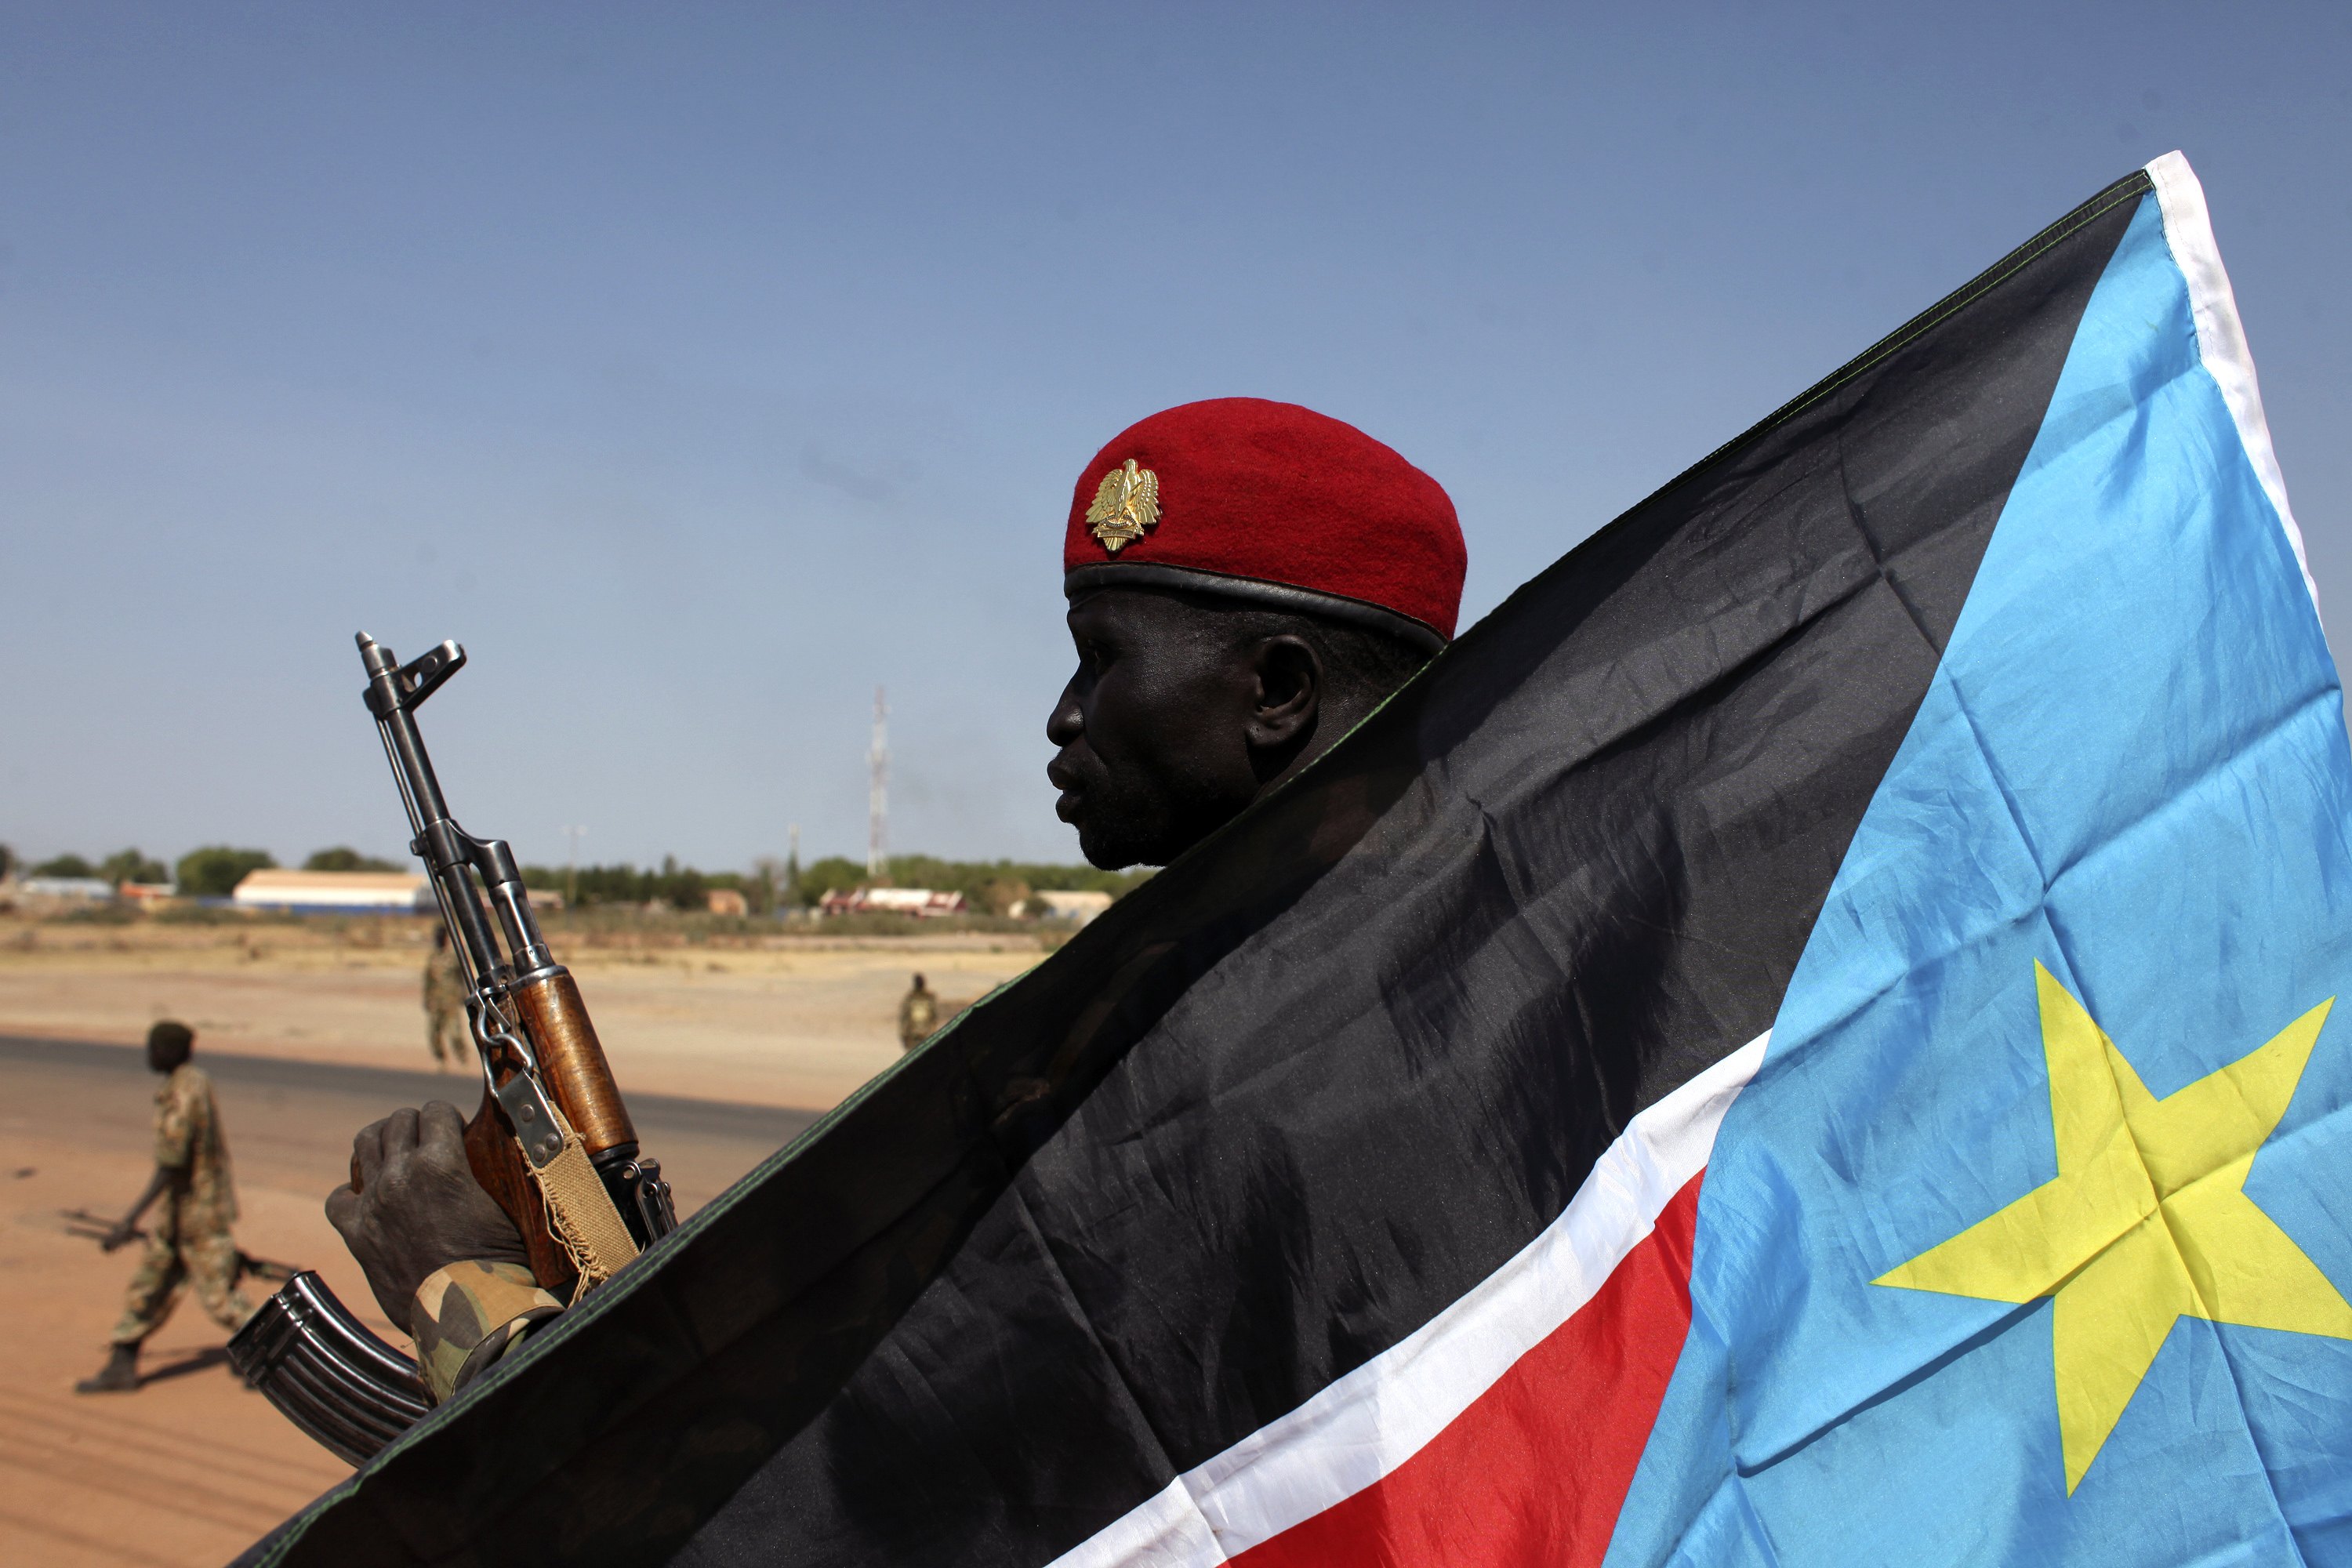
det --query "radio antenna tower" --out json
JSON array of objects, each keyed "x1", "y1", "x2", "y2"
[
  {"x1": 560, "y1": 825, "x2": 588, "y2": 911},
  {"x1": 867, "y1": 686, "x2": 888, "y2": 880}
]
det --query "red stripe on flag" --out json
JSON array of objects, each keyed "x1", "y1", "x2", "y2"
[{"x1": 1231, "y1": 1174, "x2": 1702, "y2": 1568}]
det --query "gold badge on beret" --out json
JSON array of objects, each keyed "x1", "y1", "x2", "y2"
[{"x1": 1085, "y1": 458, "x2": 1160, "y2": 554}]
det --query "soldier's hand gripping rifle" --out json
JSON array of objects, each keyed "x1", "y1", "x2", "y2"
[{"x1": 230, "y1": 633, "x2": 677, "y2": 1465}]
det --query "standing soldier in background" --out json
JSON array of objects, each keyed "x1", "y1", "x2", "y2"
[
  {"x1": 75, "y1": 1021, "x2": 257, "y2": 1393},
  {"x1": 423, "y1": 924, "x2": 465, "y2": 1072},
  {"x1": 897, "y1": 973, "x2": 938, "y2": 1053}
]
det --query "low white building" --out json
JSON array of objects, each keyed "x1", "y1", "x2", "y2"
[
  {"x1": 232, "y1": 869, "x2": 434, "y2": 915},
  {"x1": 818, "y1": 886, "x2": 968, "y2": 918},
  {"x1": 1033, "y1": 890, "x2": 1113, "y2": 924},
  {"x1": 14, "y1": 877, "x2": 118, "y2": 902}
]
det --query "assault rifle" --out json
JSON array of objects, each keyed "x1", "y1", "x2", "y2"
[{"x1": 230, "y1": 633, "x2": 677, "y2": 1465}]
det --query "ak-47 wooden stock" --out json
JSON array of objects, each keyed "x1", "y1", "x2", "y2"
[
  {"x1": 350, "y1": 971, "x2": 646, "y2": 1290},
  {"x1": 467, "y1": 971, "x2": 640, "y2": 1290}
]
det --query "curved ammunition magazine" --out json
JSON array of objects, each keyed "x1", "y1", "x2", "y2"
[{"x1": 229, "y1": 1272, "x2": 431, "y2": 1465}]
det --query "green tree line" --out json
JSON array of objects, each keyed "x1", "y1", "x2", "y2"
[
  {"x1": 13, "y1": 844, "x2": 401, "y2": 896},
  {"x1": 10, "y1": 842, "x2": 1145, "y2": 911},
  {"x1": 21, "y1": 848, "x2": 172, "y2": 885},
  {"x1": 514, "y1": 854, "x2": 1149, "y2": 913},
  {"x1": 791, "y1": 855, "x2": 1148, "y2": 909}
]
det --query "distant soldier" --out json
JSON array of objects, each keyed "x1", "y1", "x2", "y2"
[
  {"x1": 898, "y1": 973, "x2": 939, "y2": 1053},
  {"x1": 76, "y1": 1021, "x2": 256, "y2": 1393},
  {"x1": 424, "y1": 924, "x2": 466, "y2": 1071}
]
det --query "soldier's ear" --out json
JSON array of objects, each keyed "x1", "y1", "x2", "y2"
[{"x1": 1244, "y1": 634, "x2": 1323, "y2": 753}]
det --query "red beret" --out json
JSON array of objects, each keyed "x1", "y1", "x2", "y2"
[{"x1": 1062, "y1": 397, "x2": 1465, "y2": 648}]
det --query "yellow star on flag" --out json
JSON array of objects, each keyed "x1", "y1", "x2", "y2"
[{"x1": 1875, "y1": 962, "x2": 2351, "y2": 1493}]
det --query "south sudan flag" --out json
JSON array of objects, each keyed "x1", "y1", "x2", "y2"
[{"x1": 249, "y1": 153, "x2": 2352, "y2": 1566}]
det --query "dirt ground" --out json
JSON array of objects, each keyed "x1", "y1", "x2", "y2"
[
  {"x1": 2, "y1": 1048, "x2": 392, "y2": 1566},
  {"x1": 0, "y1": 918, "x2": 1045, "y2": 1566}
]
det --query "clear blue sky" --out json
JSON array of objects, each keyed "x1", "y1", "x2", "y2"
[{"x1": 5, "y1": 2, "x2": 2347, "y2": 874}]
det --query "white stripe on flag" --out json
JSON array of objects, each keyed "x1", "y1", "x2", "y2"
[
  {"x1": 2145, "y1": 150, "x2": 2318, "y2": 620},
  {"x1": 1051, "y1": 1032, "x2": 1768, "y2": 1568}
]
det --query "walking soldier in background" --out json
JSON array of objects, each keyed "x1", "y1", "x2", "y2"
[
  {"x1": 76, "y1": 1020, "x2": 257, "y2": 1393},
  {"x1": 898, "y1": 971, "x2": 939, "y2": 1052},
  {"x1": 423, "y1": 925, "x2": 464, "y2": 1071}
]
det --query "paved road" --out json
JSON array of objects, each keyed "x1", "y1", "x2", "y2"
[{"x1": 0, "y1": 1033, "x2": 823, "y2": 1218}]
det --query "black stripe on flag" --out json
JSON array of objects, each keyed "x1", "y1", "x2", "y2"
[{"x1": 251, "y1": 171, "x2": 2151, "y2": 1568}]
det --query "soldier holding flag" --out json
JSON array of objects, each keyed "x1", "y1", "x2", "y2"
[
  {"x1": 321, "y1": 397, "x2": 1466, "y2": 1405},
  {"x1": 252, "y1": 161, "x2": 2352, "y2": 1566}
]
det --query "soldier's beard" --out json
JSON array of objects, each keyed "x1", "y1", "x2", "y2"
[{"x1": 1062, "y1": 760, "x2": 1243, "y2": 872}]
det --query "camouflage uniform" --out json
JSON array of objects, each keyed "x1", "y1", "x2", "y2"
[
  {"x1": 411, "y1": 1260, "x2": 564, "y2": 1403},
  {"x1": 424, "y1": 942, "x2": 467, "y2": 1066},
  {"x1": 898, "y1": 981, "x2": 939, "y2": 1054},
  {"x1": 110, "y1": 1063, "x2": 257, "y2": 1344}
]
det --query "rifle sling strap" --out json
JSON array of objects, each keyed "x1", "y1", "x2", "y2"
[{"x1": 528, "y1": 1116, "x2": 641, "y2": 1298}]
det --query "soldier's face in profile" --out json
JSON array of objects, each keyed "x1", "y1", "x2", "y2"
[{"x1": 1047, "y1": 588, "x2": 1268, "y2": 869}]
